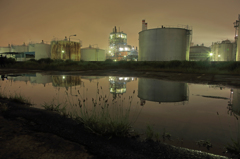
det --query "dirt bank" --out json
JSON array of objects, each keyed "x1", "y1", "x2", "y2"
[{"x1": 0, "y1": 99, "x2": 230, "y2": 159}]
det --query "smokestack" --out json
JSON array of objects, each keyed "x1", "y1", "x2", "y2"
[
  {"x1": 142, "y1": 20, "x2": 145, "y2": 31},
  {"x1": 115, "y1": 26, "x2": 117, "y2": 32},
  {"x1": 41, "y1": 40, "x2": 44, "y2": 44},
  {"x1": 145, "y1": 23, "x2": 148, "y2": 30}
]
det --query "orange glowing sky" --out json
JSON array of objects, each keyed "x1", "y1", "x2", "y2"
[{"x1": 0, "y1": 0, "x2": 239, "y2": 49}]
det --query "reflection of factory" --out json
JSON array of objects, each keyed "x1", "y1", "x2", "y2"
[
  {"x1": 109, "y1": 76, "x2": 136, "y2": 99},
  {"x1": 6, "y1": 73, "x2": 52, "y2": 85},
  {"x1": 138, "y1": 78, "x2": 188, "y2": 104},
  {"x1": 228, "y1": 89, "x2": 240, "y2": 116},
  {"x1": 52, "y1": 75, "x2": 81, "y2": 87}
]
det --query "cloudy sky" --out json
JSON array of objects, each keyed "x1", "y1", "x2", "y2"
[{"x1": 0, "y1": 0, "x2": 239, "y2": 49}]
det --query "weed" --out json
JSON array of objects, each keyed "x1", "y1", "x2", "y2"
[
  {"x1": 0, "y1": 102, "x2": 8, "y2": 112},
  {"x1": 9, "y1": 93, "x2": 31, "y2": 104},
  {"x1": 196, "y1": 139, "x2": 212, "y2": 150},
  {"x1": 225, "y1": 139, "x2": 240, "y2": 157}
]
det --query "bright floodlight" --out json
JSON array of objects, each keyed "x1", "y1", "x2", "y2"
[
  {"x1": 218, "y1": 55, "x2": 220, "y2": 57},
  {"x1": 119, "y1": 47, "x2": 123, "y2": 51},
  {"x1": 210, "y1": 53, "x2": 213, "y2": 56},
  {"x1": 62, "y1": 50, "x2": 65, "y2": 53}
]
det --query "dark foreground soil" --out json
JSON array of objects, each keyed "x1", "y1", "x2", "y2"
[
  {"x1": 0, "y1": 68, "x2": 239, "y2": 159},
  {"x1": 0, "y1": 99, "x2": 230, "y2": 159}
]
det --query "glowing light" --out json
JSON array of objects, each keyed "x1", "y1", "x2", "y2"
[
  {"x1": 218, "y1": 55, "x2": 220, "y2": 57},
  {"x1": 124, "y1": 47, "x2": 129, "y2": 51},
  {"x1": 62, "y1": 50, "x2": 65, "y2": 53},
  {"x1": 109, "y1": 51, "x2": 111, "y2": 53},
  {"x1": 119, "y1": 47, "x2": 123, "y2": 51},
  {"x1": 62, "y1": 76, "x2": 65, "y2": 79},
  {"x1": 124, "y1": 78, "x2": 128, "y2": 80},
  {"x1": 210, "y1": 53, "x2": 213, "y2": 56},
  {"x1": 114, "y1": 59, "x2": 117, "y2": 62},
  {"x1": 119, "y1": 77, "x2": 123, "y2": 80}
]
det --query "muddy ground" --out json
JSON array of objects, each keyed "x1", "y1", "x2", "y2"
[{"x1": 0, "y1": 69, "x2": 239, "y2": 159}]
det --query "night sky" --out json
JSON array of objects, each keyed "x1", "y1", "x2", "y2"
[{"x1": 0, "y1": 0, "x2": 239, "y2": 49}]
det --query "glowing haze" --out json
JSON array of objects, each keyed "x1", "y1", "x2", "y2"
[{"x1": 0, "y1": 0, "x2": 239, "y2": 49}]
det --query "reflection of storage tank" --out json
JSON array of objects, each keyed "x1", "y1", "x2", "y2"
[
  {"x1": 52, "y1": 75, "x2": 81, "y2": 87},
  {"x1": 138, "y1": 78, "x2": 188, "y2": 103},
  {"x1": 138, "y1": 21, "x2": 192, "y2": 61},
  {"x1": 30, "y1": 73, "x2": 52, "y2": 84},
  {"x1": 81, "y1": 46, "x2": 106, "y2": 61},
  {"x1": 231, "y1": 89, "x2": 240, "y2": 115},
  {"x1": 51, "y1": 40, "x2": 81, "y2": 61},
  {"x1": 29, "y1": 41, "x2": 51, "y2": 60}
]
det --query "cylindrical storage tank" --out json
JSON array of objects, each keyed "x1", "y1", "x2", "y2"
[
  {"x1": 139, "y1": 28, "x2": 191, "y2": 61},
  {"x1": 81, "y1": 48, "x2": 106, "y2": 61},
  {"x1": 138, "y1": 78, "x2": 188, "y2": 103},
  {"x1": 51, "y1": 41, "x2": 81, "y2": 61},
  {"x1": 29, "y1": 43, "x2": 51, "y2": 60}
]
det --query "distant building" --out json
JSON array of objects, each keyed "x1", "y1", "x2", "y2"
[{"x1": 189, "y1": 44, "x2": 211, "y2": 61}]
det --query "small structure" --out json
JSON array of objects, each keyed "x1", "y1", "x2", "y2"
[
  {"x1": 81, "y1": 45, "x2": 105, "y2": 61},
  {"x1": 189, "y1": 44, "x2": 211, "y2": 61}
]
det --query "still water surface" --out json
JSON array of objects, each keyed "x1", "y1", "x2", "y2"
[{"x1": 1, "y1": 73, "x2": 239, "y2": 156}]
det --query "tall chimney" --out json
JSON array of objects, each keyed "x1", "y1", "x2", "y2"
[
  {"x1": 142, "y1": 20, "x2": 145, "y2": 31},
  {"x1": 145, "y1": 23, "x2": 148, "y2": 30},
  {"x1": 115, "y1": 26, "x2": 117, "y2": 32}
]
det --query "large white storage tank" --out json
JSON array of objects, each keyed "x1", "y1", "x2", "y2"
[
  {"x1": 138, "y1": 78, "x2": 188, "y2": 103},
  {"x1": 138, "y1": 22, "x2": 192, "y2": 61},
  {"x1": 28, "y1": 41, "x2": 51, "y2": 60},
  {"x1": 81, "y1": 46, "x2": 106, "y2": 61}
]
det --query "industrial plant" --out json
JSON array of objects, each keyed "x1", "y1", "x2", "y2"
[
  {"x1": 0, "y1": 14, "x2": 240, "y2": 62},
  {"x1": 107, "y1": 26, "x2": 138, "y2": 61}
]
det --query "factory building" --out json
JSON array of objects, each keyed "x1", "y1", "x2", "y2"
[
  {"x1": 51, "y1": 37, "x2": 81, "y2": 61},
  {"x1": 81, "y1": 45, "x2": 105, "y2": 61},
  {"x1": 189, "y1": 44, "x2": 211, "y2": 61},
  {"x1": 107, "y1": 26, "x2": 138, "y2": 61},
  {"x1": 138, "y1": 78, "x2": 188, "y2": 104},
  {"x1": 138, "y1": 20, "x2": 192, "y2": 61},
  {"x1": 211, "y1": 40, "x2": 236, "y2": 61}
]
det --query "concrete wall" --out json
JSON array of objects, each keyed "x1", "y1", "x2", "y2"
[
  {"x1": 138, "y1": 78, "x2": 188, "y2": 103},
  {"x1": 81, "y1": 48, "x2": 106, "y2": 61},
  {"x1": 138, "y1": 28, "x2": 191, "y2": 61},
  {"x1": 29, "y1": 43, "x2": 51, "y2": 60},
  {"x1": 51, "y1": 41, "x2": 81, "y2": 61}
]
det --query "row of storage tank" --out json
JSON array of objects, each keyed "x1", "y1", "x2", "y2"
[{"x1": 0, "y1": 40, "x2": 106, "y2": 61}]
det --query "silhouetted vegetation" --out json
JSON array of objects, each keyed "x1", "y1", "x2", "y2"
[{"x1": 4, "y1": 58, "x2": 240, "y2": 74}]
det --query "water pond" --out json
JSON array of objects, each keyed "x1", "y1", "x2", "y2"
[{"x1": 1, "y1": 73, "x2": 239, "y2": 157}]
